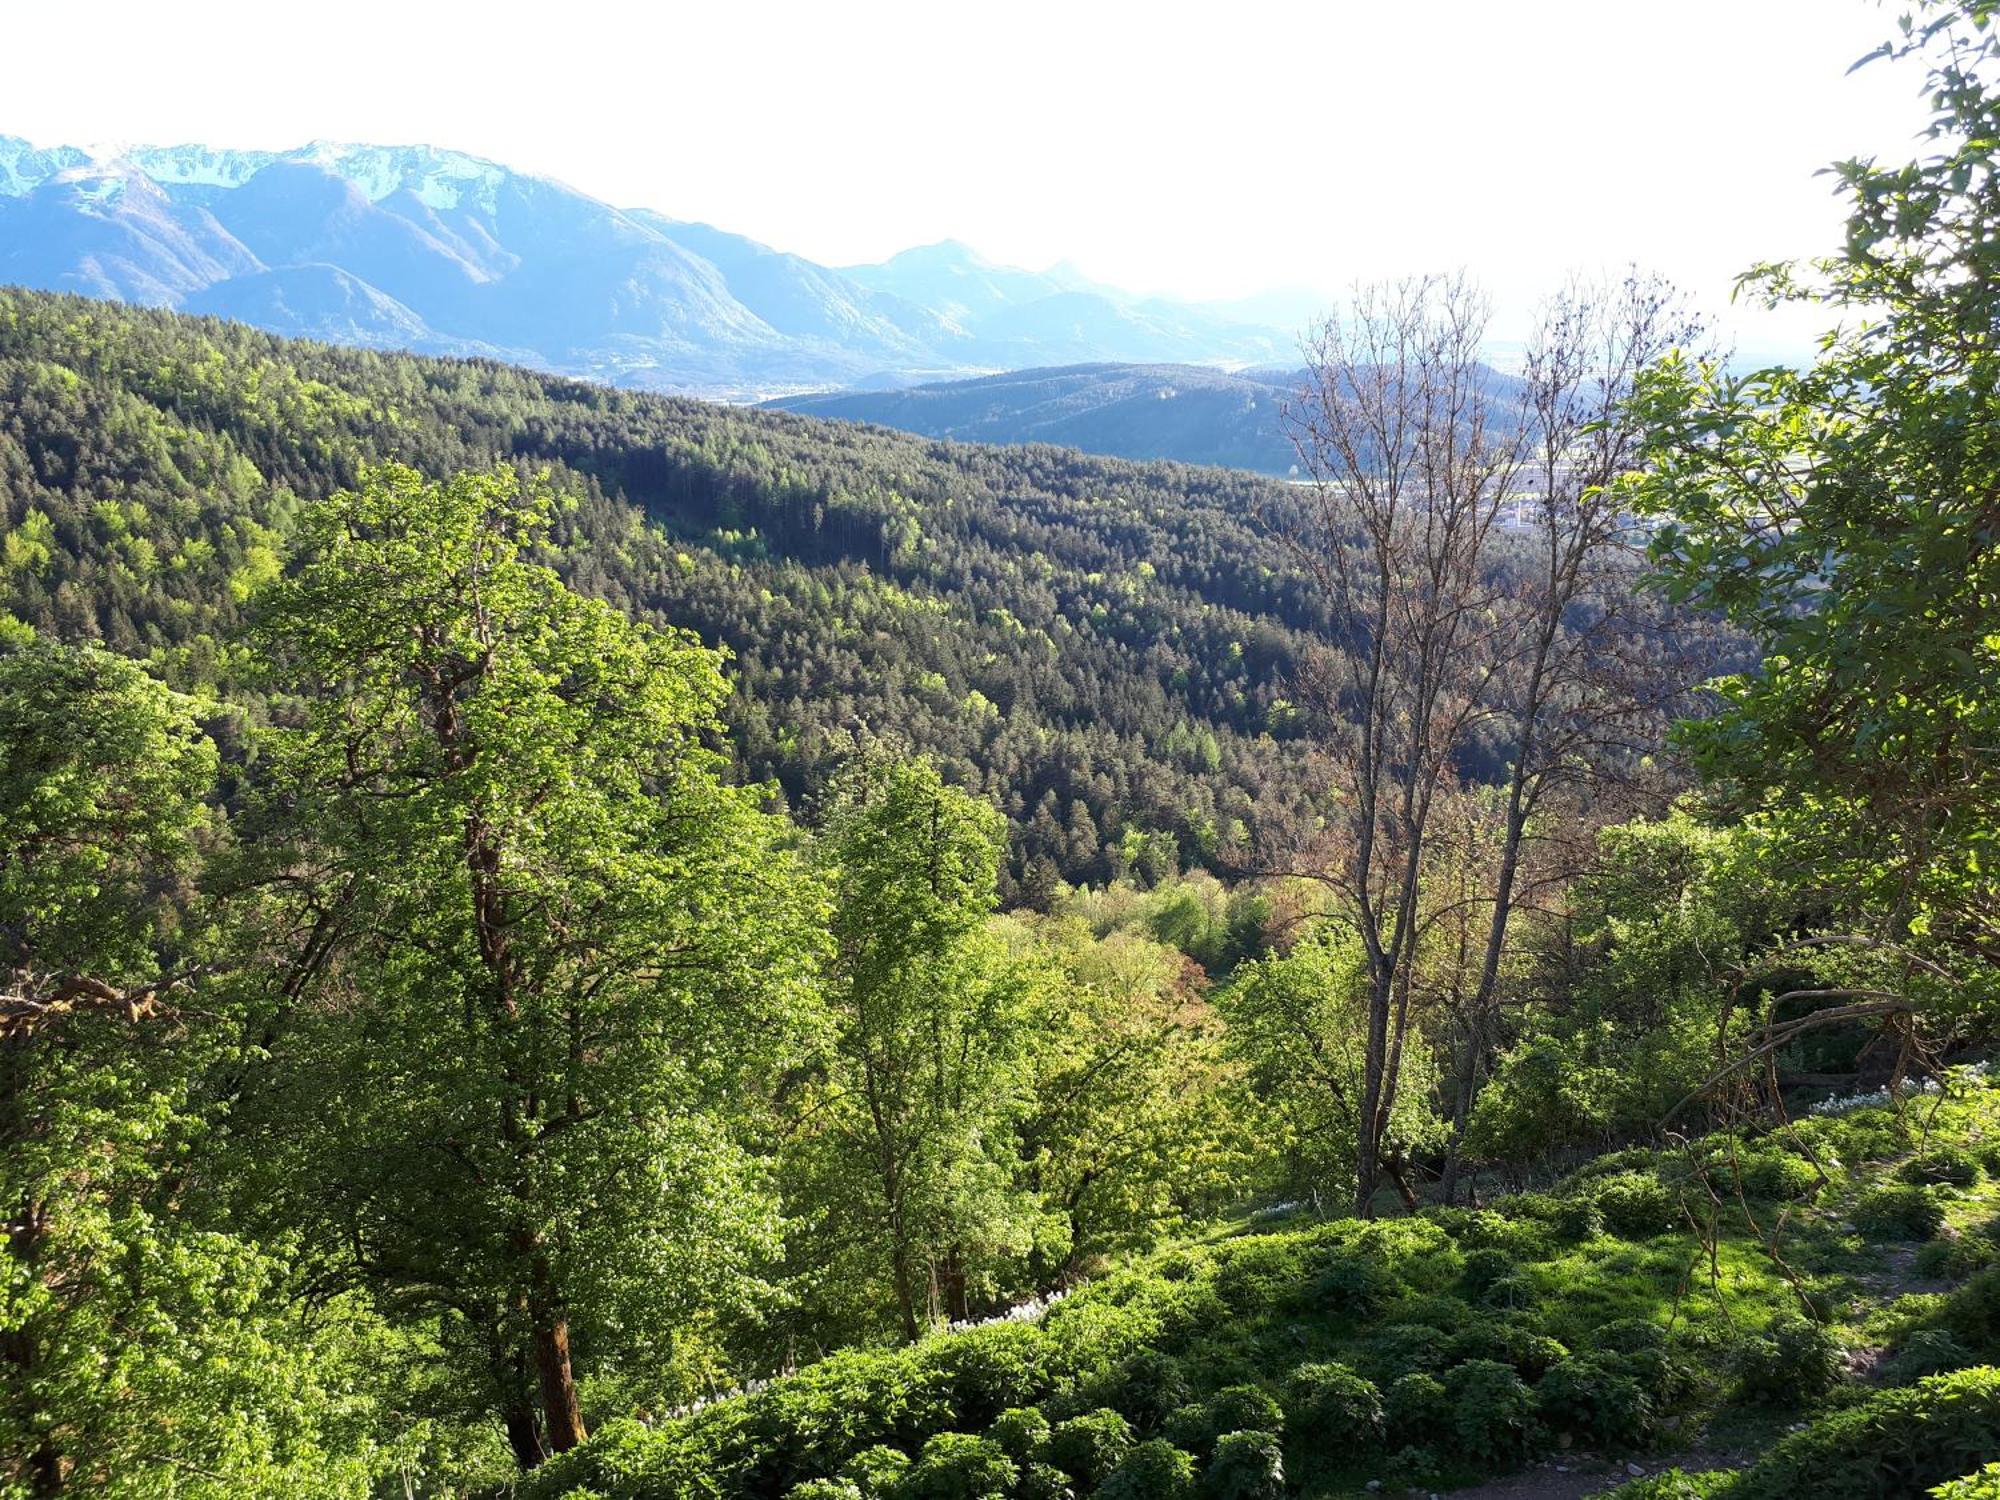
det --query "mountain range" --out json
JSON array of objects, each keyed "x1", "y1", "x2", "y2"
[{"x1": 0, "y1": 135, "x2": 1301, "y2": 397}]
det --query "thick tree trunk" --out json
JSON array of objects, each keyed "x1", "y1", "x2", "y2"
[
  {"x1": 502, "y1": 1400, "x2": 545, "y2": 1471},
  {"x1": 533, "y1": 1312, "x2": 587, "y2": 1454}
]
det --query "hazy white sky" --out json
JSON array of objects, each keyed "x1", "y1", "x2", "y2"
[{"x1": 10, "y1": 1, "x2": 1927, "y2": 344}]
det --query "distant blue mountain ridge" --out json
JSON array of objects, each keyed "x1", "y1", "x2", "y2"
[{"x1": 0, "y1": 135, "x2": 1302, "y2": 397}]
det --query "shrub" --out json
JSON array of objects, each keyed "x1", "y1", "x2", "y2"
[
  {"x1": 1942, "y1": 1268, "x2": 2000, "y2": 1356},
  {"x1": 1448, "y1": 1320, "x2": 1569, "y2": 1379},
  {"x1": 1386, "y1": 1445, "x2": 1442, "y2": 1485},
  {"x1": 1889, "y1": 1329, "x2": 1974, "y2": 1383},
  {"x1": 915, "y1": 1323, "x2": 1052, "y2": 1431},
  {"x1": 1162, "y1": 1387, "x2": 1281, "y2": 1461},
  {"x1": 1103, "y1": 1349, "x2": 1191, "y2": 1430},
  {"x1": 1900, "y1": 1148, "x2": 1983, "y2": 1189},
  {"x1": 1856, "y1": 1184, "x2": 1947, "y2": 1240},
  {"x1": 1723, "y1": 1367, "x2": 2000, "y2": 1500},
  {"x1": 1211, "y1": 1238, "x2": 1312, "y2": 1315},
  {"x1": 1460, "y1": 1246, "x2": 1515, "y2": 1297},
  {"x1": 1203, "y1": 1430, "x2": 1284, "y2": 1500},
  {"x1": 1312, "y1": 1248, "x2": 1397, "y2": 1318},
  {"x1": 1047, "y1": 1409, "x2": 1132, "y2": 1487},
  {"x1": 1097, "y1": 1440, "x2": 1197, "y2": 1500},
  {"x1": 1737, "y1": 1151, "x2": 1821, "y2": 1201},
  {"x1": 788, "y1": 1484, "x2": 862, "y2": 1500},
  {"x1": 1594, "y1": 1171, "x2": 1681, "y2": 1238},
  {"x1": 1280, "y1": 1362, "x2": 1382, "y2": 1455},
  {"x1": 1017, "y1": 1463, "x2": 1074, "y2": 1500},
  {"x1": 1552, "y1": 1195, "x2": 1607, "y2": 1242},
  {"x1": 1731, "y1": 1313, "x2": 1845, "y2": 1405},
  {"x1": 1445, "y1": 1359, "x2": 1540, "y2": 1463},
  {"x1": 986, "y1": 1408, "x2": 1050, "y2": 1464},
  {"x1": 905, "y1": 1433, "x2": 1017, "y2": 1500},
  {"x1": 1205, "y1": 1386, "x2": 1284, "y2": 1442},
  {"x1": 1385, "y1": 1292, "x2": 1468, "y2": 1332},
  {"x1": 1936, "y1": 1462, "x2": 2000, "y2": 1499},
  {"x1": 1356, "y1": 1323, "x2": 1452, "y2": 1385},
  {"x1": 1480, "y1": 1268, "x2": 1540, "y2": 1312},
  {"x1": 1917, "y1": 1237, "x2": 1985, "y2": 1281},
  {"x1": 1383, "y1": 1372, "x2": 1447, "y2": 1447},
  {"x1": 1537, "y1": 1356, "x2": 1653, "y2": 1448},
  {"x1": 842, "y1": 1445, "x2": 912, "y2": 1498},
  {"x1": 1600, "y1": 1470, "x2": 1737, "y2": 1499}
]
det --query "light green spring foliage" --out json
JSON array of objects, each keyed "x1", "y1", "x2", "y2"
[
  {"x1": 1469, "y1": 809, "x2": 1789, "y2": 1159},
  {"x1": 0, "y1": 643, "x2": 381, "y2": 1497},
  {"x1": 790, "y1": 758, "x2": 1040, "y2": 1340},
  {"x1": 1625, "y1": 0, "x2": 2000, "y2": 1021},
  {"x1": 1218, "y1": 929, "x2": 1445, "y2": 1202},
  {"x1": 242, "y1": 464, "x2": 828, "y2": 1446},
  {"x1": 1005, "y1": 912, "x2": 1250, "y2": 1275}
]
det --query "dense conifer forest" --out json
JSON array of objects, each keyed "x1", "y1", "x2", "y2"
[{"x1": 3, "y1": 4, "x2": 2000, "y2": 1498}]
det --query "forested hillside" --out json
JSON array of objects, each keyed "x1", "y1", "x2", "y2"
[
  {"x1": 4, "y1": 4, "x2": 1999, "y2": 1498},
  {"x1": 769, "y1": 363, "x2": 1308, "y2": 475},
  {"x1": 0, "y1": 289, "x2": 1355, "y2": 897}
]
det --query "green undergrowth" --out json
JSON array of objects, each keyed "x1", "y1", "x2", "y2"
[{"x1": 524, "y1": 1071, "x2": 2000, "y2": 1500}]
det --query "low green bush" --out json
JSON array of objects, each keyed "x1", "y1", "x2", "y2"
[
  {"x1": 1280, "y1": 1361, "x2": 1382, "y2": 1456},
  {"x1": 904, "y1": 1433, "x2": 1016, "y2": 1500},
  {"x1": 1935, "y1": 1461, "x2": 2000, "y2": 1499},
  {"x1": 787, "y1": 1483, "x2": 861, "y2": 1500},
  {"x1": 1046, "y1": 1409, "x2": 1132, "y2": 1487},
  {"x1": 1722, "y1": 1367, "x2": 2000, "y2": 1499},
  {"x1": 1211, "y1": 1238, "x2": 1314, "y2": 1316},
  {"x1": 1601, "y1": 1470, "x2": 1737, "y2": 1499},
  {"x1": 1355, "y1": 1322, "x2": 1452, "y2": 1385},
  {"x1": 1901, "y1": 1148, "x2": 1983, "y2": 1189},
  {"x1": 1594, "y1": 1171, "x2": 1681, "y2": 1238},
  {"x1": 1383, "y1": 1372, "x2": 1447, "y2": 1447},
  {"x1": 1890, "y1": 1329, "x2": 1975, "y2": 1384},
  {"x1": 986, "y1": 1408, "x2": 1049, "y2": 1464},
  {"x1": 842, "y1": 1446, "x2": 911, "y2": 1499},
  {"x1": 1731, "y1": 1313, "x2": 1846, "y2": 1406},
  {"x1": 1448, "y1": 1319, "x2": 1568, "y2": 1379},
  {"x1": 1161, "y1": 1386, "x2": 1282, "y2": 1461},
  {"x1": 1460, "y1": 1246, "x2": 1515, "y2": 1297},
  {"x1": 1445, "y1": 1359, "x2": 1540, "y2": 1463},
  {"x1": 1203, "y1": 1430, "x2": 1284, "y2": 1500},
  {"x1": 1942, "y1": 1268, "x2": 2000, "y2": 1357},
  {"x1": 1311, "y1": 1247, "x2": 1398, "y2": 1318},
  {"x1": 1384, "y1": 1291, "x2": 1468, "y2": 1332},
  {"x1": 1735, "y1": 1151, "x2": 1821, "y2": 1201},
  {"x1": 915, "y1": 1324, "x2": 1052, "y2": 1431},
  {"x1": 1098, "y1": 1348, "x2": 1192, "y2": 1430},
  {"x1": 1856, "y1": 1183, "x2": 1948, "y2": 1240},
  {"x1": 1537, "y1": 1355, "x2": 1653, "y2": 1448},
  {"x1": 1096, "y1": 1440, "x2": 1196, "y2": 1500},
  {"x1": 1017, "y1": 1463, "x2": 1073, "y2": 1500},
  {"x1": 1552, "y1": 1195, "x2": 1608, "y2": 1242},
  {"x1": 1918, "y1": 1237, "x2": 1982, "y2": 1281}
]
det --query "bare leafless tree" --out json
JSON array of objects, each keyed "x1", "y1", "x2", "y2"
[
  {"x1": 1435, "y1": 272, "x2": 1707, "y2": 1201},
  {"x1": 1276, "y1": 272, "x2": 1705, "y2": 1214},
  {"x1": 1278, "y1": 274, "x2": 1524, "y2": 1213}
]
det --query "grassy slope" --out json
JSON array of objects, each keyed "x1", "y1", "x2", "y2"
[{"x1": 522, "y1": 1071, "x2": 2000, "y2": 1500}]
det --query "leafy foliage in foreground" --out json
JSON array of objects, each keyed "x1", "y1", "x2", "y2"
[{"x1": 523, "y1": 1082, "x2": 2000, "y2": 1499}]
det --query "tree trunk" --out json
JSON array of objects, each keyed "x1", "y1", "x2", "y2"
[
  {"x1": 940, "y1": 1249, "x2": 970, "y2": 1323},
  {"x1": 502, "y1": 1400, "x2": 545, "y2": 1471},
  {"x1": 890, "y1": 1236, "x2": 921, "y2": 1343},
  {"x1": 533, "y1": 1312, "x2": 587, "y2": 1454}
]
